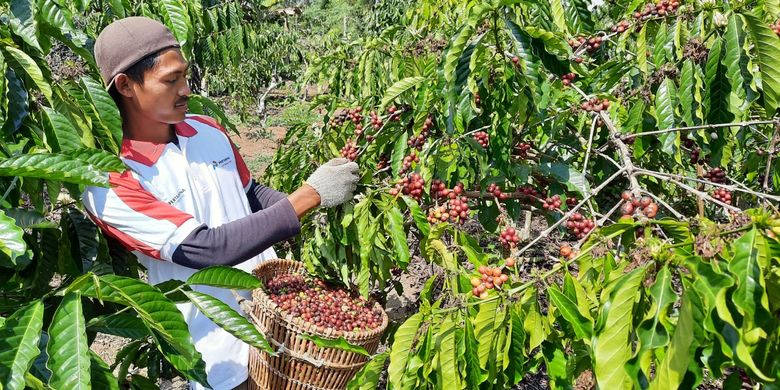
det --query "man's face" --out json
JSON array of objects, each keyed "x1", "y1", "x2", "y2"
[{"x1": 123, "y1": 48, "x2": 191, "y2": 124}]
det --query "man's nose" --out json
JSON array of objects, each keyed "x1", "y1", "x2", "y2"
[{"x1": 179, "y1": 80, "x2": 191, "y2": 97}]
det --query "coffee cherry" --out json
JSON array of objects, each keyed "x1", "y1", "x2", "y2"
[
  {"x1": 499, "y1": 227, "x2": 520, "y2": 248},
  {"x1": 542, "y1": 195, "x2": 563, "y2": 211},
  {"x1": 400, "y1": 152, "x2": 420, "y2": 174},
  {"x1": 376, "y1": 155, "x2": 389, "y2": 170},
  {"x1": 561, "y1": 72, "x2": 577, "y2": 86},
  {"x1": 712, "y1": 188, "x2": 733, "y2": 205},
  {"x1": 487, "y1": 183, "x2": 507, "y2": 201},
  {"x1": 565, "y1": 212, "x2": 594, "y2": 239},
  {"x1": 340, "y1": 140, "x2": 358, "y2": 161},
  {"x1": 560, "y1": 245, "x2": 576, "y2": 259},
  {"x1": 393, "y1": 173, "x2": 425, "y2": 201},
  {"x1": 505, "y1": 258, "x2": 516, "y2": 267},
  {"x1": 704, "y1": 167, "x2": 727, "y2": 184},
  {"x1": 473, "y1": 131, "x2": 489, "y2": 148},
  {"x1": 511, "y1": 56, "x2": 519, "y2": 65},
  {"x1": 581, "y1": 97, "x2": 610, "y2": 113},
  {"x1": 267, "y1": 274, "x2": 383, "y2": 332}
]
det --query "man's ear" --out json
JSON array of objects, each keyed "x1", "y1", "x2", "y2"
[{"x1": 114, "y1": 74, "x2": 134, "y2": 98}]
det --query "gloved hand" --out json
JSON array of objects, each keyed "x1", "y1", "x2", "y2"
[{"x1": 305, "y1": 158, "x2": 360, "y2": 207}]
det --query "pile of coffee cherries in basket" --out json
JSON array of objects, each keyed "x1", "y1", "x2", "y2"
[{"x1": 266, "y1": 273, "x2": 384, "y2": 332}]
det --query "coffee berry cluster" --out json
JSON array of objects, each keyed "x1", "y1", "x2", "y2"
[
  {"x1": 428, "y1": 181, "x2": 470, "y2": 224},
  {"x1": 542, "y1": 195, "x2": 563, "y2": 211},
  {"x1": 366, "y1": 110, "x2": 382, "y2": 130},
  {"x1": 473, "y1": 131, "x2": 489, "y2": 148},
  {"x1": 376, "y1": 155, "x2": 389, "y2": 170},
  {"x1": 408, "y1": 117, "x2": 434, "y2": 150},
  {"x1": 561, "y1": 72, "x2": 577, "y2": 86},
  {"x1": 620, "y1": 191, "x2": 659, "y2": 219},
  {"x1": 499, "y1": 227, "x2": 521, "y2": 248},
  {"x1": 391, "y1": 173, "x2": 425, "y2": 200},
  {"x1": 560, "y1": 245, "x2": 577, "y2": 260},
  {"x1": 610, "y1": 20, "x2": 631, "y2": 33},
  {"x1": 712, "y1": 188, "x2": 733, "y2": 205},
  {"x1": 267, "y1": 274, "x2": 384, "y2": 333},
  {"x1": 518, "y1": 185, "x2": 541, "y2": 199},
  {"x1": 581, "y1": 97, "x2": 611, "y2": 112},
  {"x1": 387, "y1": 105, "x2": 401, "y2": 121},
  {"x1": 566, "y1": 196, "x2": 578, "y2": 208},
  {"x1": 568, "y1": 36, "x2": 603, "y2": 53},
  {"x1": 704, "y1": 167, "x2": 727, "y2": 184},
  {"x1": 566, "y1": 213, "x2": 595, "y2": 239},
  {"x1": 633, "y1": 0, "x2": 680, "y2": 20},
  {"x1": 340, "y1": 140, "x2": 358, "y2": 161},
  {"x1": 486, "y1": 183, "x2": 508, "y2": 201},
  {"x1": 400, "y1": 152, "x2": 420, "y2": 173},
  {"x1": 471, "y1": 265, "x2": 510, "y2": 298},
  {"x1": 515, "y1": 142, "x2": 532, "y2": 158}
]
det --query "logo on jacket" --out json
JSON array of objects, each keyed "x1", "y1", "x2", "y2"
[{"x1": 166, "y1": 188, "x2": 186, "y2": 205}]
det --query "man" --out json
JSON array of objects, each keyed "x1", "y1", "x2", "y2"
[{"x1": 82, "y1": 17, "x2": 359, "y2": 390}]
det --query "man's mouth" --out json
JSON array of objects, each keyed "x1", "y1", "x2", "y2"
[{"x1": 175, "y1": 100, "x2": 188, "y2": 109}]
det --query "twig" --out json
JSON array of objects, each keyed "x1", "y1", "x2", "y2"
[
  {"x1": 640, "y1": 189, "x2": 684, "y2": 219},
  {"x1": 635, "y1": 168, "x2": 780, "y2": 202},
  {"x1": 623, "y1": 119, "x2": 777, "y2": 140},
  {"x1": 764, "y1": 123, "x2": 779, "y2": 192},
  {"x1": 638, "y1": 170, "x2": 741, "y2": 212},
  {"x1": 1, "y1": 177, "x2": 18, "y2": 204},
  {"x1": 582, "y1": 116, "x2": 598, "y2": 175},
  {"x1": 516, "y1": 167, "x2": 626, "y2": 256}
]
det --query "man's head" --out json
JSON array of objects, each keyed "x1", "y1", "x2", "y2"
[{"x1": 96, "y1": 17, "x2": 191, "y2": 124}]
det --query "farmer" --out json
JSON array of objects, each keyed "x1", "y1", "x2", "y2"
[{"x1": 82, "y1": 17, "x2": 359, "y2": 390}]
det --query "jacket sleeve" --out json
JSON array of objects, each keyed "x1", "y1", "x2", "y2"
[
  {"x1": 245, "y1": 180, "x2": 288, "y2": 212},
  {"x1": 83, "y1": 170, "x2": 300, "y2": 268}
]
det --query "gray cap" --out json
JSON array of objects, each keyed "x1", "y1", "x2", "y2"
[{"x1": 95, "y1": 17, "x2": 180, "y2": 90}]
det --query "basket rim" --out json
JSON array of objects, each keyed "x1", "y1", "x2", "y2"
[{"x1": 251, "y1": 259, "x2": 389, "y2": 341}]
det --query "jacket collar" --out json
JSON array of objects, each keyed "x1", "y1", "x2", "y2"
[{"x1": 120, "y1": 120, "x2": 198, "y2": 166}]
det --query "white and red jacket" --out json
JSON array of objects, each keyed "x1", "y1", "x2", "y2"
[{"x1": 82, "y1": 114, "x2": 300, "y2": 390}]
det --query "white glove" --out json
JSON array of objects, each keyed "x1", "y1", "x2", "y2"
[{"x1": 305, "y1": 158, "x2": 360, "y2": 207}]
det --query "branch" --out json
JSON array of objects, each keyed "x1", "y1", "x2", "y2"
[
  {"x1": 637, "y1": 170, "x2": 741, "y2": 212},
  {"x1": 582, "y1": 116, "x2": 598, "y2": 175},
  {"x1": 635, "y1": 168, "x2": 780, "y2": 202},
  {"x1": 622, "y1": 119, "x2": 777, "y2": 140},
  {"x1": 515, "y1": 167, "x2": 626, "y2": 256},
  {"x1": 764, "y1": 122, "x2": 779, "y2": 192}
]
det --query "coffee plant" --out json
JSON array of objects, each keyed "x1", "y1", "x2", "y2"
[
  {"x1": 264, "y1": 0, "x2": 780, "y2": 387},
  {"x1": 0, "y1": 0, "x2": 297, "y2": 388}
]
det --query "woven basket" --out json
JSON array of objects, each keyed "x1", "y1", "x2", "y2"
[{"x1": 247, "y1": 259, "x2": 388, "y2": 390}]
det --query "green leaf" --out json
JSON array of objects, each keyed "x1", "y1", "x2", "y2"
[
  {"x1": 724, "y1": 14, "x2": 749, "y2": 119},
  {"x1": 299, "y1": 334, "x2": 368, "y2": 356},
  {"x1": 505, "y1": 18, "x2": 544, "y2": 104},
  {"x1": 380, "y1": 77, "x2": 426, "y2": 110},
  {"x1": 548, "y1": 285, "x2": 593, "y2": 341},
  {"x1": 473, "y1": 299, "x2": 499, "y2": 369},
  {"x1": 637, "y1": 24, "x2": 648, "y2": 75},
  {"x1": 388, "y1": 312, "x2": 423, "y2": 389},
  {"x1": 537, "y1": 162, "x2": 590, "y2": 195},
  {"x1": 183, "y1": 290, "x2": 273, "y2": 354},
  {"x1": 0, "y1": 300, "x2": 44, "y2": 390},
  {"x1": 704, "y1": 37, "x2": 734, "y2": 124},
  {"x1": 47, "y1": 292, "x2": 91, "y2": 390},
  {"x1": 0, "y1": 153, "x2": 109, "y2": 186},
  {"x1": 435, "y1": 314, "x2": 461, "y2": 389},
  {"x1": 655, "y1": 78, "x2": 678, "y2": 158},
  {"x1": 679, "y1": 60, "x2": 701, "y2": 127},
  {"x1": 743, "y1": 11, "x2": 780, "y2": 115},
  {"x1": 43, "y1": 107, "x2": 83, "y2": 152},
  {"x1": 0, "y1": 209, "x2": 28, "y2": 269},
  {"x1": 159, "y1": 0, "x2": 191, "y2": 47},
  {"x1": 79, "y1": 275, "x2": 209, "y2": 386},
  {"x1": 89, "y1": 351, "x2": 119, "y2": 390},
  {"x1": 66, "y1": 148, "x2": 125, "y2": 172},
  {"x1": 9, "y1": 0, "x2": 42, "y2": 53},
  {"x1": 728, "y1": 228, "x2": 770, "y2": 326},
  {"x1": 637, "y1": 266, "x2": 675, "y2": 350},
  {"x1": 4, "y1": 209, "x2": 56, "y2": 229},
  {"x1": 650, "y1": 286, "x2": 702, "y2": 390},
  {"x1": 386, "y1": 206, "x2": 410, "y2": 268},
  {"x1": 80, "y1": 77, "x2": 123, "y2": 149},
  {"x1": 1, "y1": 46, "x2": 52, "y2": 103},
  {"x1": 549, "y1": 0, "x2": 569, "y2": 35},
  {"x1": 593, "y1": 268, "x2": 645, "y2": 389},
  {"x1": 563, "y1": 0, "x2": 594, "y2": 33},
  {"x1": 347, "y1": 351, "x2": 389, "y2": 390},
  {"x1": 86, "y1": 313, "x2": 149, "y2": 340},
  {"x1": 186, "y1": 266, "x2": 261, "y2": 289},
  {"x1": 1, "y1": 68, "x2": 29, "y2": 135},
  {"x1": 390, "y1": 131, "x2": 409, "y2": 177}
]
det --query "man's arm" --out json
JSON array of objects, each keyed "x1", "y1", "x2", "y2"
[
  {"x1": 83, "y1": 171, "x2": 309, "y2": 269},
  {"x1": 246, "y1": 180, "x2": 288, "y2": 212}
]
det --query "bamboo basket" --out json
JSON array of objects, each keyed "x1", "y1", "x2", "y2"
[{"x1": 247, "y1": 259, "x2": 388, "y2": 390}]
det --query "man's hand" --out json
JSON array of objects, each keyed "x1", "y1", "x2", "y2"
[{"x1": 305, "y1": 158, "x2": 360, "y2": 207}]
